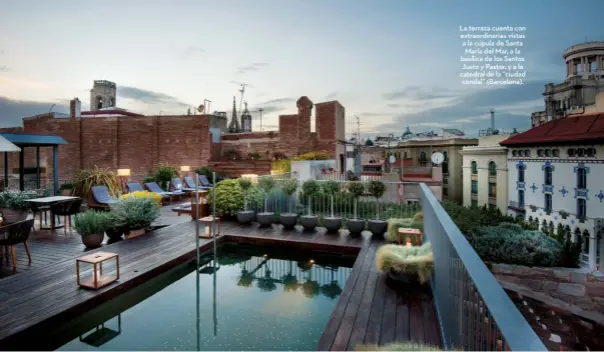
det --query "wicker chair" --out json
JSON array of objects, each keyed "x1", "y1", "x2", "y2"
[
  {"x1": 50, "y1": 199, "x2": 83, "y2": 233},
  {"x1": 28, "y1": 202, "x2": 50, "y2": 231},
  {"x1": 0, "y1": 219, "x2": 35, "y2": 270}
]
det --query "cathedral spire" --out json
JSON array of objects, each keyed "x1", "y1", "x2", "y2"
[
  {"x1": 228, "y1": 96, "x2": 240, "y2": 133},
  {"x1": 241, "y1": 102, "x2": 252, "y2": 132}
]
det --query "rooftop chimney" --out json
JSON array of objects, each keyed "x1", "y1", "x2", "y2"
[
  {"x1": 490, "y1": 109, "x2": 495, "y2": 131},
  {"x1": 70, "y1": 98, "x2": 81, "y2": 118}
]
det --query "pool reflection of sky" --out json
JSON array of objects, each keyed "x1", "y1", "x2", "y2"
[{"x1": 59, "y1": 251, "x2": 352, "y2": 351}]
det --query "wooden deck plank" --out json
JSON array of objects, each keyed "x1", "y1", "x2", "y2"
[
  {"x1": 380, "y1": 276, "x2": 399, "y2": 345},
  {"x1": 364, "y1": 274, "x2": 387, "y2": 345},
  {"x1": 395, "y1": 291, "x2": 410, "y2": 342}
]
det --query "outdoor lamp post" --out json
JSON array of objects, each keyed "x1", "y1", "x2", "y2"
[
  {"x1": 117, "y1": 169, "x2": 130, "y2": 194},
  {"x1": 180, "y1": 165, "x2": 191, "y2": 181}
]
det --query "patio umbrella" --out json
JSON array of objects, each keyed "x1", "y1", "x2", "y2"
[{"x1": 0, "y1": 135, "x2": 20, "y2": 152}]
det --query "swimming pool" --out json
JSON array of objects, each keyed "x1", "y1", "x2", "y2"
[{"x1": 38, "y1": 243, "x2": 355, "y2": 351}]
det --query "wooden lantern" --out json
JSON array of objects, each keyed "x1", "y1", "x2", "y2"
[
  {"x1": 77, "y1": 252, "x2": 120, "y2": 289},
  {"x1": 199, "y1": 216, "x2": 220, "y2": 238},
  {"x1": 398, "y1": 227, "x2": 422, "y2": 247}
]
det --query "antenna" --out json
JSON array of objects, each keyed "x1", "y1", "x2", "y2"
[
  {"x1": 238, "y1": 84, "x2": 247, "y2": 114},
  {"x1": 356, "y1": 116, "x2": 361, "y2": 146},
  {"x1": 258, "y1": 108, "x2": 263, "y2": 131},
  {"x1": 490, "y1": 108, "x2": 495, "y2": 132}
]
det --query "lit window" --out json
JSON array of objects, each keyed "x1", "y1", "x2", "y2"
[{"x1": 488, "y1": 183, "x2": 497, "y2": 198}]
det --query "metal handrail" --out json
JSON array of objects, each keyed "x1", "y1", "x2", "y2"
[{"x1": 420, "y1": 183, "x2": 547, "y2": 351}]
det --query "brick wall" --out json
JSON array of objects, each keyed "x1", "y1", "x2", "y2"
[
  {"x1": 216, "y1": 97, "x2": 344, "y2": 162},
  {"x1": 208, "y1": 160, "x2": 272, "y2": 177},
  {"x1": 0, "y1": 114, "x2": 211, "y2": 185}
]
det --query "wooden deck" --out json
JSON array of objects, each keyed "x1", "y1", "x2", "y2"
[{"x1": 0, "y1": 214, "x2": 441, "y2": 350}]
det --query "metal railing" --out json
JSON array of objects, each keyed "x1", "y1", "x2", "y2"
[
  {"x1": 420, "y1": 183, "x2": 547, "y2": 351},
  {"x1": 508, "y1": 200, "x2": 525, "y2": 209}
]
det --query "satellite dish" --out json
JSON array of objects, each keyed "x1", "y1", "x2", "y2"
[
  {"x1": 197, "y1": 104, "x2": 204, "y2": 113},
  {"x1": 389, "y1": 155, "x2": 396, "y2": 164},
  {"x1": 431, "y1": 152, "x2": 444, "y2": 165}
]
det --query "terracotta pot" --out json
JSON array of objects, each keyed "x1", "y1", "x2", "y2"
[
  {"x1": 0, "y1": 208, "x2": 28, "y2": 224},
  {"x1": 81, "y1": 233, "x2": 105, "y2": 248}
]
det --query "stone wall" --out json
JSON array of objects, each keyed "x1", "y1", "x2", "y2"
[{"x1": 491, "y1": 263, "x2": 604, "y2": 314}]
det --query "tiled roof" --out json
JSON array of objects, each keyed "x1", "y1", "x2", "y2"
[{"x1": 500, "y1": 113, "x2": 604, "y2": 146}]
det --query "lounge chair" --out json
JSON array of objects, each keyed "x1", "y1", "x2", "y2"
[
  {"x1": 89, "y1": 186, "x2": 118, "y2": 210},
  {"x1": 172, "y1": 178, "x2": 195, "y2": 192},
  {"x1": 145, "y1": 182, "x2": 184, "y2": 201},
  {"x1": 185, "y1": 176, "x2": 211, "y2": 190},
  {"x1": 198, "y1": 175, "x2": 213, "y2": 188},
  {"x1": 127, "y1": 182, "x2": 145, "y2": 193}
]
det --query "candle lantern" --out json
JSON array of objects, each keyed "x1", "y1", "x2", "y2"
[
  {"x1": 397, "y1": 227, "x2": 422, "y2": 247},
  {"x1": 199, "y1": 216, "x2": 220, "y2": 238},
  {"x1": 76, "y1": 252, "x2": 120, "y2": 289}
]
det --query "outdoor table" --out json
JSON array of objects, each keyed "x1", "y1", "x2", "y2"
[{"x1": 25, "y1": 196, "x2": 80, "y2": 231}]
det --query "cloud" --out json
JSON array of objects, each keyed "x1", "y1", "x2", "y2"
[
  {"x1": 236, "y1": 62, "x2": 270, "y2": 74},
  {"x1": 376, "y1": 80, "x2": 549, "y2": 136},
  {"x1": 118, "y1": 86, "x2": 190, "y2": 110},
  {"x1": 179, "y1": 46, "x2": 205, "y2": 60},
  {"x1": 0, "y1": 96, "x2": 68, "y2": 128},
  {"x1": 324, "y1": 92, "x2": 338, "y2": 100},
  {"x1": 382, "y1": 86, "x2": 459, "y2": 101},
  {"x1": 0, "y1": 66, "x2": 7, "y2": 72},
  {"x1": 248, "y1": 97, "x2": 296, "y2": 115}
]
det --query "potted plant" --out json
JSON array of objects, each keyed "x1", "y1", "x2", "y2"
[
  {"x1": 256, "y1": 176, "x2": 276, "y2": 227},
  {"x1": 279, "y1": 178, "x2": 299, "y2": 230},
  {"x1": 346, "y1": 181, "x2": 366, "y2": 236},
  {"x1": 300, "y1": 180, "x2": 320, "y2": 231},
  {"x1": 0, "y1": 190, "x2": 39, "y2": 224},
  {"x1": 237, "y1": 177, "x2": 255, "y2": 225},
  {"x1": 105, "y1": 212, "x2": 126, "y2": 241},
  {"x1": 375, "y1": 242, "x2": 434, "y2": 284},
  {"x1": 73, "y1": 210, "x2": 109, "y2": 248},
  {"x1": 59, "y1": 182, "x2": 73, "y2": 196},
  {"x1": 111, "y1": 197, "x2": 159, "y2": 239},
  {"x1": 367, "y1": 180, "x2": 388, "y2": 238},
  {"x1": 322, "y1": 180, "x2": 342, "y2": 233}
]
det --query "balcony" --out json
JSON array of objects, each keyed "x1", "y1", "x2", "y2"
[{"x1": 508, "y1": 200, "x2": 525, "y2": 211}]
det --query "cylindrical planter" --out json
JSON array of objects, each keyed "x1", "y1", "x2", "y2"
[
  {"x1": 300, "y1": 215, "x2": 318, "y2": 232},
  {"x1": 81, "y1": 233, "x2": 105, "y2": 248},
  {"x1": 346, "y1": 218, "x2": 365, "y2": 236},
  {"x1": 0, "y1": 208, "x2": 28, "y2": 224},
  {"x1": 257, "y1": 212, "x2": 275, "y2": 227},
  {"x1": 237, "y1": 210, "x2": 255, "y2": 225},
  {"x1": 279, "y1": 213, "x2": 298, "y2": 230},
  {"x1": 368, "y1": 219, "x2": 388, "y2": 237},
  {"x1": 323, "y1": 217, "x2": 342, "y2": 234},
  {"x1": 105, "y1": 227, "x2": 124, "y2": 240}
]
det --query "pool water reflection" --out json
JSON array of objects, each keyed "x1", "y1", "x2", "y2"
[{"x1": 56, "y1": 243, "x2": 355, "y2": 351}]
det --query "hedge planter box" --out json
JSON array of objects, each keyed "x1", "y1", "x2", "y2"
[
  {"x1": 368, "y1": 219, "x2": 388, "y2": 238},
  {"x1": 346, "y1": 219, "x2": 365, "y2": 236},
  {"x1": 125, "y1": 228, "x2": 146, "y2": 240},
  {"x1": 237, "y1": 210, "x2": 255, "y2": 225},
  {"x1": 257, "y1": 212, "x2": 275, "y2": 227},
  {"x1": 0, "y1": 209, "x2": 28, "y2": 224},
  {"x1": 279, "y1": 213, "x2": 298, "y2": 230},
  {"x1": 300, "y1": 215, "x2": 318, "y2": 231},
  {"x1": 323, "y1": 217, "x2": 342, "y2": 234}
]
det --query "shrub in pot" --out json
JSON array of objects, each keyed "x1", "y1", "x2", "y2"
[
  {"x1": 322, "y1": 180, "x2": 342, "y2": 234},
  {"x1": 59, "y1": 182, "x2": 73, "y2": 196},
  {"x1": 376, "y1": 242, "x2": 434, "y2": 284},
  {"x1": 236, "y1": 177, "x2": 255, "y2": 224},
  {"x1": 208, "y1": 179, "x2": 261, "y2": 218},
  {"x1": 279, "y1": 178, "x2": 299, "y2": 230},
  {"x1": 111, "y1": 197, "x2": 159, "y2": 239},
  {"x1": 256, "y1": 176, "x2": 276, "y2": 227},
  {"x1": 300, "y1": 180, "x2": 320, "y2": 231},
  {"x1": 105, "y1": 212, "x2": 126, "y2": 241},
  {"x1": 346, "y1": 181, "x2": 366, "y2": 236},
  {"x1": 0, "y1": 190, "x2": 39, "y2": 224},
  {"x1": 367, "y1": 180, "x2": 387, "y2": 238},
  {"x1": 73, "y1": 210, "x2": 110, "y2": 248}
]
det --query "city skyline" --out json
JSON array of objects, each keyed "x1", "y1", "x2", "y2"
[{"x1": 0, "y1": 0, "x2": 602, "y2": 137}]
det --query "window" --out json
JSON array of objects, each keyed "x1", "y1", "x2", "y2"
[
  {"x1": 518, "y1": 165, "x2": 525, "y2": 183},
  {"x1": 442, "y1": 161, "x2": 449, "y2": 174},
  {"x1": 568, "y1": 148, "x2": 576, "y2": 157},
  {"x1": 443, "y1": 177, "x2": 448, "y2": 185},
  {"x1": 95, "y1": 95, "x2": 103, "y2": 109},
  {"x1": 471, "y1": 199, "x2": 478, "y2": 208},
  {"x1": 471, "y1": 180, "x2": 478, "y2": 194},
  {"x1": 577, "y1": 167, "x2": 587, "y2": 189},
  {"x1": 488, "y1": 182, "x2": 497, "y2": 198},
  {"x1": 545, "y1": 149, "x2": 552, "y2": 157},
  {"x1": 519, "y1": 150, "x2": 524, "y2": 157},
  {"x1": 489, "y1": 204, "x2": 497, "y2": 210},
  {"x1": 443, "y1": 151, "x2": 448, "y2": 161},
  {"x1": 552, "y1": 149, "x2": 560, "y2": 157},
  {"x1": 488, "y1": 161, "x2": 497, "y2": 176},
  {"x1": 471, "y1": 161, "x2": 477, "y2": 174},
  {"x1": 577, "y1": 198, "x2": 587, "y2": 220},
  {"x1": 586, "y1": 148, "x2": 596, "y2": 157},
  {"x1": 545, "y1": 193, "x2": 552, "y2": 213},
  {"x1": 419, "y1": 151, "x2": 426, "y2": 161},
  {"x1": 537, "y1": 149, "x2": 544, "y2": 157},
  {"x1": 578, "y1": 148, "x2": 585, "y2": 157},
  {"x1": 512, "y1": 150, "x2": 518, "y2": 157},
  {"x1": 544, "y1": 166, "x2": 553, "y2": 186},
  {"x1": 524, "y1": 150, "x2": 531, "y2": 157},
  {"x1": 443, "y1": 187, "x2": 448, "y2": 197},
  {"x1": 403, "y1": 151, "x2": 408, "y2": 159},
  {"x1": 518, "y1": 190, "x2": 525, "y2": 208}
]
